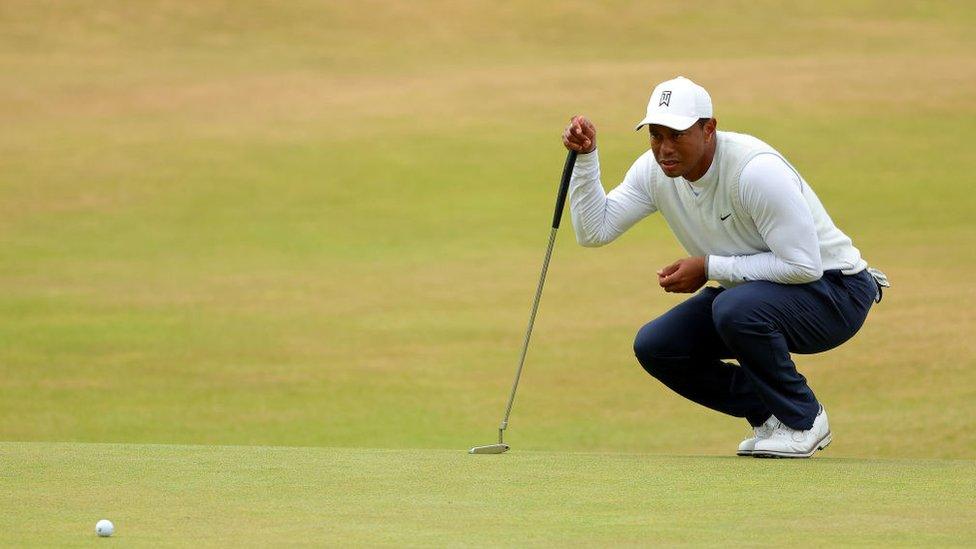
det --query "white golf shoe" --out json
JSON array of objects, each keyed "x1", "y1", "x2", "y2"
[
  {"x1": 752, "y1": 406, "x2": 831, "y2": 458},
  {"x1": 736, "y1": 416, "x2": 777, "y2": 456}
]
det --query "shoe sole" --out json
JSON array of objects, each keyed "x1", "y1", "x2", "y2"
[{"x1": 751, "y1": 432, "x2": 832, "y2": 459}]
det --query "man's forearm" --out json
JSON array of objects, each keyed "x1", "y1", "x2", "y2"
[
  {"x1": 568, "y1": 150, "x2": 612, "y2": 246},
  {"x1": 569, "y1": 150, "x2": 656, "y2": 247},
  {"x1": 707, "y1": 252, "x2": 823, "y2": 284}
]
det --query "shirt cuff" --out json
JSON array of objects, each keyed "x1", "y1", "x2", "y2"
[
  {"x1": 570, "y1": 148, "x2": 599, "y2": 184},
  {"x1": 707, "y1": 255, "x2": 736, "y2": 282}
]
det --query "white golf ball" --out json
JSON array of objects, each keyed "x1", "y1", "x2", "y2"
[{"x1": 95, "y1": 519, "x2": 114, "y2": 537}]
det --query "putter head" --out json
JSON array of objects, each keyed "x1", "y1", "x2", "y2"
[{"x1": 468, "y1": 443, "x2": 510, "y2": 455}]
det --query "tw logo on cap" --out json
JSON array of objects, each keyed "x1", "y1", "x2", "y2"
[{"x1": 659, "y1": 91, "x2": 671, "y2": 107}]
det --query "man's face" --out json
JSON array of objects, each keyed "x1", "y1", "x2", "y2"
[{"x1": 648, "y1": 119, "x2": 715, "y2": 179}]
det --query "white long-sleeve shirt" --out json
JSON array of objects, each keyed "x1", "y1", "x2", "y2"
[{"x1": 569, "y1": 131, "x2": 866, "y2": 287}]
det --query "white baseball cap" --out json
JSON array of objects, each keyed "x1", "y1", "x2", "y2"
[{"x1": 634, "y1": 76, "x2": 713, "y2": 131}]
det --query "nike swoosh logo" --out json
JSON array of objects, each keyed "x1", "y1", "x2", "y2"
[{"x1": 720, "y1": 213, "x2": 732, "y2": 221}]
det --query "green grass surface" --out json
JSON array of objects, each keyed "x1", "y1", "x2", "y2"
[
  {"x1": 3, "y1": 442, "x2": 975, "y2": 546},
  {"x1": 2, "y1": 0, "x2": 976, "y2": 544}
]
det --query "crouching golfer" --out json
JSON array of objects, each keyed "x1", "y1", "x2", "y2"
[{"x1": 562, "y1": 76, "x2": 887, "y2": 458}]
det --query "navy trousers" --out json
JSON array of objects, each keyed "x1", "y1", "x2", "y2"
[{"x1": 633, "y1": 269, "x2": 877, "y2": 430}]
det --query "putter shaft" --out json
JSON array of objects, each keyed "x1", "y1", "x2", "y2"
[
  {"x1": 471, "y1": 150, "x2": 577, "y2": 454},
  {"x1": 498, "y1": 226, "x2": 559, "y2": 442}
]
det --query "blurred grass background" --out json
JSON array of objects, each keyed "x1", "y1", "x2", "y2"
[{"x1": 1, "y1": 0, "x2": 975, "y2": 458}]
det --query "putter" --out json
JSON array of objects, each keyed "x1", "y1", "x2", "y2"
[{"x1": 469, "y1": 150, "x2": 578, "y2": 455}]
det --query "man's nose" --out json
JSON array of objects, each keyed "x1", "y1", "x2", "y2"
[{"x1": 660, "y1": 138, "x2": 675, "y2": 155}]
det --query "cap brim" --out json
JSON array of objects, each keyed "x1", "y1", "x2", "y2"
[{"x1": 634, "y1": 113, "x2": 698, "y2": 132}]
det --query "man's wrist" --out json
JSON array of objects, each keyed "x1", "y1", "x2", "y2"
[
  {"x1": 573, "y1": 148, "x2": 599, "y2": 172},
  {"x1": 706, "y1": 255, "x2": 735, "y2": 282},
  {"x1": 704, "y1": 255, "x2": 710, "y2": 280}
]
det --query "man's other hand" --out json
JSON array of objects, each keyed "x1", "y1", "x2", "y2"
[
  {"x1": 562, "y1": 115, "x2": 597, "y2": 154},
  {"x1": 657, "y1": 257, "x2": 707, "y2": 293}
]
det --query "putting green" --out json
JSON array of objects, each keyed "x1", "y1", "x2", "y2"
[{"x1": 3, "y1": 442, "x2": 974, "y2": 546}]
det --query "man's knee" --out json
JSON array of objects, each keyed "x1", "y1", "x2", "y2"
[
  {"x1": 633, "y1": 322, "x2": 675, "y2": 377},
  {"x1": 711, "y1": 286, "x2": 762, "y2": 339}
]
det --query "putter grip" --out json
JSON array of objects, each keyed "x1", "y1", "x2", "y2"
[{"x1": 551, "y1": 150, "x2": 578, "y2": 229}]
